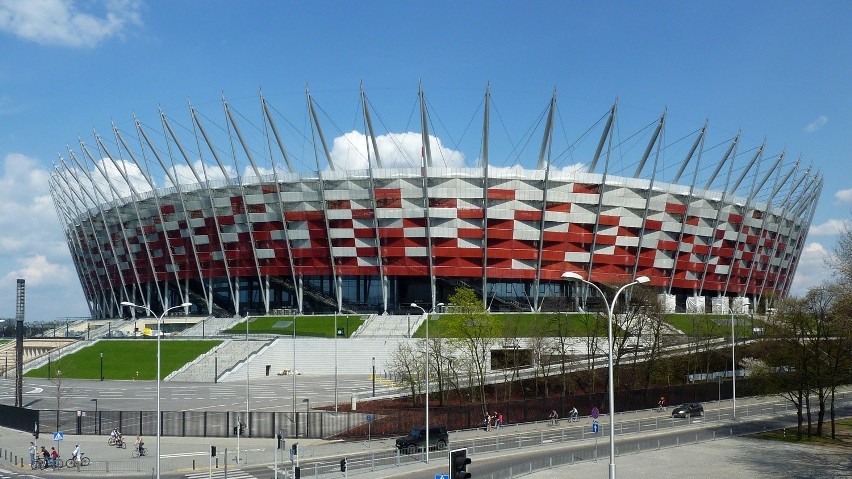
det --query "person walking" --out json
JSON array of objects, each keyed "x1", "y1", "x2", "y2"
[{"x1": 28, "y1": 442, "x2": 36, "y2": 468}]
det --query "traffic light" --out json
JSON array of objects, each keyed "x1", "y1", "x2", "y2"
[
  {"x1": 340, "y1": 458, "x2": 347, "y2": 472},
  {"x1": 277, "y1": 433, "x2": 285, "y2": 450},
  {"x1": 291, "y1": 442, "x2": 298, "y2": 456},
  {"x1": 450, "y1": 448, "x2": 471, "y2": 479},
  {"x1": 210, "y1": 446, "x2": 216, "y2": 457}
]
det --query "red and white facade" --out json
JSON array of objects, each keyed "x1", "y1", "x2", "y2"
[{"x1": 49, "y1": 89, "x2": 821, "y2": 319}]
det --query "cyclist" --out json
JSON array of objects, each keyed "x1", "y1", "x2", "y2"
[
  {"x1": 135, "y1": 435, "x2": 145, "y2": 456},
  {"x1": 71, "y1": 444, "x2": 81, "y2": 463},
  {"x1": 40, "y1": 446, "x2": 49, "y2": 467},
  {"x1": 658, "y1": 396, "x2": 667, "y2": 412},
  {"x1": 50, "y1": 447, "x2": 59, "y2": 469},
  {"x1": 570, "y1": 406, "x2": 579, "y2": 422},
  {"x1": 547, "y1": 410, "x2": 559, "y2": 426}
]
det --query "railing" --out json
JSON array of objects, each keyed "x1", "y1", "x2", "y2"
[{"x1": 294, "y1": 393, "x2": 852, "y2": 478}]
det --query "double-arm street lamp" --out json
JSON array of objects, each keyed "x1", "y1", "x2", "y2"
[
  {"x1": 561, "y1": 272, "x2": 649, "y2": 479},
  {"x1": 120, "y1": 301, "x2": 192, "y2": 479},
  {"x1": 411, "y1": 302, "x2": 444, "y2": 464}
]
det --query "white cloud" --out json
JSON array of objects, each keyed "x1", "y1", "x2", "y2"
[
  {"x1": 787, "y1": 242, "x2": 830, "y2": 297},
  {"x1": 1, "y1": 255, "x2": 75, "y2": 287},
  {"x1": 808, "y1": 218, "x2": 848, "y2": 236},
  {"x1": 329, "y1": 131, "x2": 465, "y2": 170},
  {"x1": 834, "y1": 188, "x2": 852, "y2": 204},
  {"x1": 0, "y1": 153, "x2": 89, "y2": 320},
  {"x1": 804, "y1": 115, "x2": 828, "y2": 133},
  {"x1": 0, "y1": 0, "x2": 142, "y2": 48}
]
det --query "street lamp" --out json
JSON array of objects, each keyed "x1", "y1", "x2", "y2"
[
  {"x1": 410, "y1": 301, "x2": 444, "y2": 464},
  {"x1": 100, "y1": 352, "x2": 104, "y2": 381},
  {"x1": 120, "y1": 301, "x2": 192, "y2": 479},
  {"x1": 561, "y1": 272, "x2": 649, "y2": 479},
  {"x1": 730, "y1": 298, "x2": 749, "y2": 420}
]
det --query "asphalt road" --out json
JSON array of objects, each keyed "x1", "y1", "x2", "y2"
[{"x1": 0, "y1": 375, "x2": 379, "y2": 413}]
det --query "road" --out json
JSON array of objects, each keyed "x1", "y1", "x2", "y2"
[{"x1": 0, "y1": 375, "x2": 378, "y2": 413}]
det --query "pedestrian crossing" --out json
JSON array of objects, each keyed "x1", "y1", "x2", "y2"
[{"x1": 183, "y1": 468, "x2": 259, "y2": 479}]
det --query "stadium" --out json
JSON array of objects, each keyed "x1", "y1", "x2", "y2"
[{"x1": 49, "y1": 86, "x2": 822, "y2": 319}]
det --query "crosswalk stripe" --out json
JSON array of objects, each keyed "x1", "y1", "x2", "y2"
[{"x1": 184, "y1": 470, "x2": 257, "y2": 479}]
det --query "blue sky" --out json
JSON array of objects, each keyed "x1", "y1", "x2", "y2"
[{"x1": 0, "y1": 0, "x2": 850, "y2": 321}]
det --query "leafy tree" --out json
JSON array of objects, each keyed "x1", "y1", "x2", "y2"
[{"x1": 441, "y1": 287, "x2": 500, "y2": 410}]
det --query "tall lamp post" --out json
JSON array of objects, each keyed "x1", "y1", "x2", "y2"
[
  {"x1": 411, "y1": 302, "x2": 444, "y2": 464},
  {"x1": 561, "y1": 272, "x2": 648, "y2": 479},
  {"x1": 120, "y1": 301, "x2": 192, "y2": 479},
  {"x1": 730, "y1": 298, "x2": 749, "y2": 419}
]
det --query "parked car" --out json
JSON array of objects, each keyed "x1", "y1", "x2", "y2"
[
  {"x1": 395, "y1": 426, "x2": 448, "y2": 453},
  {"x1": 671, "y1": 403, "x2": 704, "y2": 418}
]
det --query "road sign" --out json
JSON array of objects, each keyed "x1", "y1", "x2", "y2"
[
  {"x1": 436, "y1": 475, "x2": 449, "y2": 479},
  {"x1": 366, "y1": 414, "x2": 373, "y2": 423},
  {"x1": 591, "y1": 407, "x2": 599, "y2": 419},
  {"x1": 53, "y1": 431, "x2": 64, "y2": 441},
  {"x1": 592, "y1": 421, "x2": 599, "y2": 433}
]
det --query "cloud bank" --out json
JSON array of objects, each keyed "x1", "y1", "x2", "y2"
[{"x1": 0, "y1": 0, "x2": 142, "y2": 48}]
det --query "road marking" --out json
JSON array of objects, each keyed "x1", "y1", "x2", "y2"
[{"x1": 161, "y1": 451, "x2": 209, "y2": 458}]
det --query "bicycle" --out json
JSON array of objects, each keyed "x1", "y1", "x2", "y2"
[
  {"x1": 32, "y1": 457, "x2": 47, "y2": 470},
  {"x1": 109, "y1": 436, "x2": 127, "y2": 448},
  {"x1": 66, "y1": 454, "x2": 91, "y2": 467},
  {"x1": 132, "y1": 446, "x2": 148, "y2": 458}
]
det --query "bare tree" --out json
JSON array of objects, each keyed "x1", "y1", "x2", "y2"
[{"x1": 388, "y1": 341, "x2": 425, "y2": 407}]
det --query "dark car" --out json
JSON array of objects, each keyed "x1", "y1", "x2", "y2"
[
  {"x1": 671, "y1": 403, "x2": 704, "y2": 418},
  {"x1": 395, "y1": 426, "x2": 448, "y2": 453}
]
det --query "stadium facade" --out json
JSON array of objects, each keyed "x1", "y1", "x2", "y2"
[{"x1": 49, "y1": 87, "x2": 822, "y2": 319}]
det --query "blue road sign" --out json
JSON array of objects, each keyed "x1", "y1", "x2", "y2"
[
  {"x1": 53, "y1": 432, "x2": 64, "y2": 441},
  {"x1": 592, "y1": 421, "x2": 600, "y2": 433},
  {"x1": 436, "y1": 475, "x2": 449, "y2": 479},
  {"x1": 366, "y1": 414, "x2": 373, "y2": 423}
]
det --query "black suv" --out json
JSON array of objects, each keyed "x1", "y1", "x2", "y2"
[{"x1": 395, "y1": 426, "x2": 448, "y2": 453}]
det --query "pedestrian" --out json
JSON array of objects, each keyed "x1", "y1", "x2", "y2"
[
  {"x1": 482, "y1": 412, "x2": 490, "y2": 431},
  {"x1": 496, "y1": 412, "x2": 504, "y2": 429},
  {"x1": 28, "y1": 441, "x2": 36, "y2": 468},
  {"x1": 50, "y1": 447, "x2": 59, "y2": 469}
]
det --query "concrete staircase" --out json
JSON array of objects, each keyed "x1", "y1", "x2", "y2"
[
  {"x1": 221, "y1": 336, "x2": 413, "y2": 380},
  {"x1": 352, "y1": 314, "x2": 421, "y2": 338},
  {"x1": 167, "y1": 338, "x2": 274, "y2": 382}
]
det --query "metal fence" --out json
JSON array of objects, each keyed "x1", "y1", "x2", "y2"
[
  {"x1": 24, "y1": 379, "x2": 757, "y2": 441},
  {"x1": 293, "y1": 392, "x2": 852, "y2": 479}
]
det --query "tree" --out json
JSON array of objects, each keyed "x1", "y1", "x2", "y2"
[
  {"x1": 441, "y1": 287, "x2": 500, "y2": 410},
  {"x1": 388, "y1": 341, "x2": 425, "y2": 407}
]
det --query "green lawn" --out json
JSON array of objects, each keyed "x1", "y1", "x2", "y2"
[
  {"x1": 25, "y1": 340, "x2": 221, "y2": 380},
  {"x1": 413, "y1": 312, "x2": 597, "y2": 338},
  {"x1": 223, "y1": 315, "x2": 365, "y2": 338},
  {"x1": 665, "y1": 314, "x2": 758, "y2": 337},
  {"x1": 752, "y1": 417, "x2": 852, "y2": 446}
]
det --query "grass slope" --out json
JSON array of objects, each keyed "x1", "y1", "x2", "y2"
[{"x1": 25, "y1": 340, "x2": 221, "y2": 380}]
